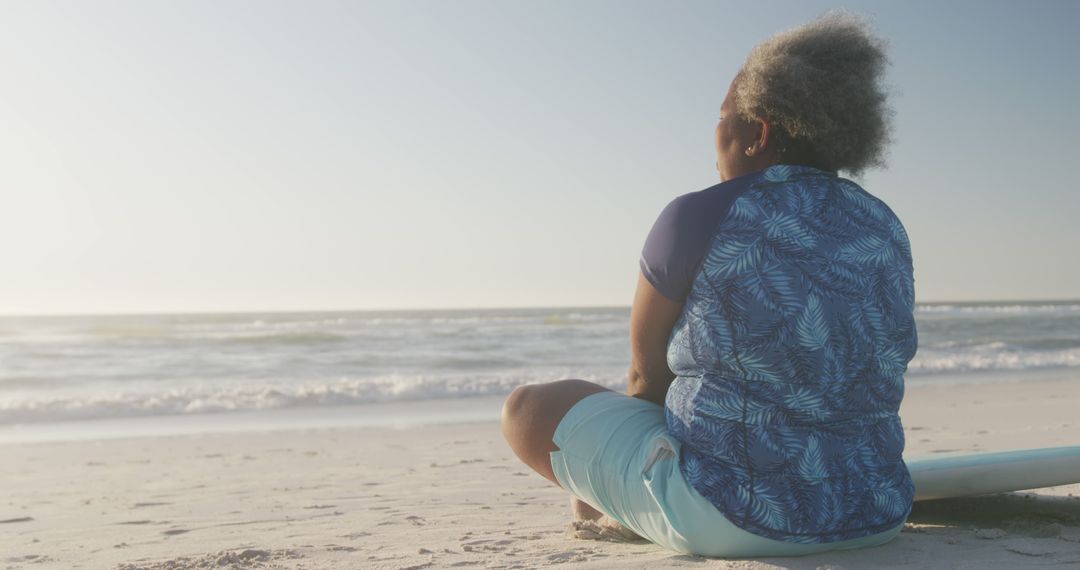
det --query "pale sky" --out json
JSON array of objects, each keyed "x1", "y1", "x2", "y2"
[{"x1": 1, "y1": 0, "x2": 1078, "y2": 315}]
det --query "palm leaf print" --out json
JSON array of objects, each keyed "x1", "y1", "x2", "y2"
[
  {"x1": 745, "y1": 317, "x2": 791, "y2": 350},
  {"x1": 819, "y1": 191, "x2": 883, "y2": 235},
  {"x1": 837, "y1": 184, "x2": 888, "y2": 222},
  {"x1": 740, "y1": 482, "x2": 790, "y2": 531},
  {"x1": 699, "y1": 420, "x2": 745, "y2": 461},
  {"x1": 782, "y1": 387, "x2": 825, "y2": 416},
  {"x1": 783, "y1": 183, "x2": 821, "y2": 215},
  {"x1": 868, "y1": 269, "x2": 899, "y2": 322},
  {"x1": 803, "y1": 207, "x2": 864, "y2": 242},
  {"x1": 726, "y1": 195, "x2": 763, "y2": 224},
  {"x1": 870, "y1": 419, "x2": 905, "y2": 458},
  {"x1": 667, "y1": 324, "x2": 698, "y2": 377},
  {"x1": 763, "y1": 211, "x2": 819, "y2": 250},
  {"x1": 854, "y1": 436, "x2": 886, "y2": 470},
  {"x1": 665, "y1": 380, "x2": 696, "y2": 430},
  {"x1": 817, "y1": 480, "x2": 845, "y2": 528},
  {"x1": 872, "y1": 486, "x2": 907, "y2": 519},
  {"x1": 741, "y1": 263, "x2": 801, "y2": 316},
  {"x1": 844, "y1": 299, "x2": 887, "y2": 348},
  {"x1": 874, "y1": 346, "x2": 908, "y2": 377},
  {"x1": 782, "y1": 343, "x2": 820, "y2": 384},
  {"x1": 696, "y1": 390, "x2": 745, "y2": 423},
  {"x1": 755, "y1": 427, "x2": 805, "y2": 459},
  {"x1": 733, "y1": 353, "x2": 783, "y2": 383},
  {"x1": 842, "y1": 484, "x2": 874, "y2": 521},
  {"x1": 741, "y1": 397, "x2": 779, "y2": 425},
  {"x1": 888, "y1": 218, "x2": 914, "y2": 266},
  {"x1": 786, "y1": 474, "x2": 816, "y2": 528},
  {"x1": 682, "y1": 451, "x2": 706, "y2": 484},
  {"x1": 820, "y1": 257, "x2": 869, "y2": 296},
  {"x1": 691, "y1": 302, "x2": 734, "y2": 363},
  {"x1": 892, "y1": 265, "x2": 916, "y2": 309},
  {"x1": 795, "y1": 295, "x2": 830, "y2": 351},
  {"x1": 668, "y1": 167, "x2": 916, "y2": 542},
  {"x1": 764, "y1": 164, "x2": 795, "y2": 182},
  {"x1": 796, "y1": 436, "x2": 828, "y2": 480},
  {"x1": 714, "y1": 279, "x2": 751, "y2": 338},
  {"x1": 705, "y1": 237, "x2": 764, "y2": 278},
  {"x1": 837, "y1": 234, "x2": 898, "y2": 266}
]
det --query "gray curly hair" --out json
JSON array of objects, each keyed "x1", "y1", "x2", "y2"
[{"x1": 733, "y1": 11, "x2": 892, "y2": 175}]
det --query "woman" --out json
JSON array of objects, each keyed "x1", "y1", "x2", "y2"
[{"x1": 501, "y1": 12, "x2": 917, "y2": 558}]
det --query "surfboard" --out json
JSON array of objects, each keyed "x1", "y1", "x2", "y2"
[{"x1": 908, "y1": 446, "x2": 1080, "y2": 501}]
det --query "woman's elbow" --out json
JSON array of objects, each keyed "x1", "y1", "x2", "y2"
[{"x1": 627, "y1": 365, "x2": 672, "y2": 405}]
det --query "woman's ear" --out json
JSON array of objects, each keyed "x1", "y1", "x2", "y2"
[{"x1": 744, "y1": 118, "x2": 772, "y2": 157}]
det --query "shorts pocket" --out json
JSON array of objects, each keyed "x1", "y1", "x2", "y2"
[{"x1": 641, "y1": 434, "x2": 679, "y2": 475}]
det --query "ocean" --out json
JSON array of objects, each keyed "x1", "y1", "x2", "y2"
[{"x1": 1, "y1": 301, "x2": 1078, "y2": 441}]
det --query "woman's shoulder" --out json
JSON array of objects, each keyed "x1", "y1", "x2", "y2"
[
  {"x1": 664, "y1": 170, "x2": 764, "y2": 214},
  {"x1": 739, "y1": 166, "x2": 908, "y2": 229}
]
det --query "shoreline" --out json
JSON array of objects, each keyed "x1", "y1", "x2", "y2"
[
  {"x1": 3, "y1": 377, "x2": 1079, "y2": 569},
  {"x1": 0, "y1": 396, "x2": 509, "y2": 446},
  {"x1": 3, "y1": 366, "x2": 1078, "y2": 446}
]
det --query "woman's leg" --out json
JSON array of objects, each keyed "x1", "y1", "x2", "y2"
[
  {"x1": 500, "y1": 379, "x2": 611, "y2": 485},
  {"x1": 502, "y1": 380, "x2": 641, "y2": 539}
]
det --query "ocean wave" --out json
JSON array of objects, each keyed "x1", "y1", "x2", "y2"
[
  {"x1": 0, "y1": 311, "x2": 628, "y2": 345},
  {"x1": 197, "y1": 317, "x2": 350, "y2": 331},
  {"x1": 0, "y1": 371, "x2": 626, "y2": 425},
  {"x1": 916, "y1": 303, "x2": 1080, "y2": 315},
  {"x1": 217, "y1": 331, "x2": 350, "y2": 345},
  {"x1": 908, "y1": 346, "x2": 1080, "y2": 374},
  {"x1": 930, "y1": 338, "x2": 1080, "y2": 351},
  {"x1": 79, "y1": 325, "x2": 174, "y2": 338}
]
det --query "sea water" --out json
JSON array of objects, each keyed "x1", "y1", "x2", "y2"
[{"x1": 1, "y1": 301, "x2": 1078, "y2": 441}]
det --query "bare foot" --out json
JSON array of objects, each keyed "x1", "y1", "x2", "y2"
[
  {"x1": 567, "y1": 498, "x2": 643, "y2": 542},
  {"x1": 567, "y1": 517, "x2": 644, "y2": 542},
  {"x1": 570, "y1": 497, "x2": 604, "y2": 521}
]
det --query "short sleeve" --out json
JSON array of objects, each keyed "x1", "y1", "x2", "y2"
[
  {"x1": 639, "y1": 176, "x2": 759, "y2": 303},
  {"x1": 640, "y1": 196, "x2": 700, "y2": 302}
]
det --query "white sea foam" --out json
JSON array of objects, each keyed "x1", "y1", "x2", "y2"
[
  {"x1": 909, "y1": 344, "x2": 1080, "y2": 373},
  {"x1": 916, "y1": 303, "x2": 1080, "y2": 315},
  {"x1": 0, "y1": 371, "x2": 627, "y2": 425}
]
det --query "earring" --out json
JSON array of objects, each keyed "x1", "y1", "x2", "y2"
[{"x1": 745, "y1": 147, "x2": 753, "y2": 155}]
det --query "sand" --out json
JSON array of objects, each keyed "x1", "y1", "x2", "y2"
[{"x1": 3, "y1": 377, "x2": 1079, "y2": 569}]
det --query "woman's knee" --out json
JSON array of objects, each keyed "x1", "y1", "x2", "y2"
[
  {"x1": 500, "y1": 382, "x2": 557, "y2": 446},
  {"x1": 500, "y1": 383, "x2": 533, "y2": 427},
  {"x1": 502, "y1": 380, "x2": 605, "y2": 429},
  {"x1": 500, "y1": 380, "x2": 609, "y2": 451}
]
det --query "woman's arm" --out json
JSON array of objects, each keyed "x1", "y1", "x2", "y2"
[{"x1": 627, "y1": 271, "x2": 684, "y2": 406}]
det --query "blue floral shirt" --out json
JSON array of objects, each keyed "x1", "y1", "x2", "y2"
[{"x1": 640, "y1": 164, "x2": 918, "y2": 543}]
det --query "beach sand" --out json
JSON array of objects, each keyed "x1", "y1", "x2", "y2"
[{"x1": 3, "y1": 378, "x2": 1079, "y2": 569}]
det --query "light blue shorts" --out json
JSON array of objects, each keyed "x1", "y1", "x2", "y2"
[{"x1": 549, "y1": 391, "x2": 904, "y2": 557}]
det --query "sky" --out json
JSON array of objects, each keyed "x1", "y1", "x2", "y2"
[{"x1": 1, "y1": 0, "x2": 1078, "y2": 315}]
